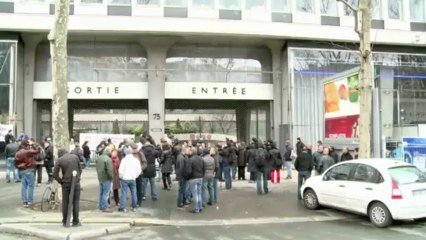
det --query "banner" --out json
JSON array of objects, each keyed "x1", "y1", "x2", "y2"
[
  {"x1": 324, "y1": 73, "x2": 360, "y2": 139},
  {"x1": 79, "y1": 133, "x2": 134, "y2": 152},
  {"x1": 0, "y1": 124, "x2": 13, "y2": 142},
  {"x1": 402, "y1": 138, "x2": 426, "y2": 172}
]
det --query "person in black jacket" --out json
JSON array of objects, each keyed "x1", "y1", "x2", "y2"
[
  {"x1": 246, "y1": 143, "x2": 257, "y2": 183},
  {"x1": 188, "y1": 147, "x2": 205, "y2": 213},
  {"x1": 44, "y1": 141, "x2": 54, "y2": 184},
  {"x1": 340, "y1": 146, "x2": 354, "y2": 162},
  {"x1": 296, "y1": 137, "x2": 305, "y2": 156},
  {"x1": 140, "y1": 136, "x2": 160, "y2": 201},
  {"x1": 53, "y1": 149, "x2": 82, "y2": 227},
  {"x1": 294, "y1": 147, "x2": 314, "y2": 200},
  {"x1": 237, "y1": 142, "x2": 246, "y2": 180},
  {"x1": 82, "y1": 141, "x2": 91, "y2": 169},
  {"x1": 160, "y1": 143, "x2": 173, "y2": 190},
  {"x1": 269, "y1": 142, "x2": 282, "y2": 184}
]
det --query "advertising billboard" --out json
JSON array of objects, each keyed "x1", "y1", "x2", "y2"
[
  {"x1": 402, "y1": 138, "x2": 426, "y2": 172},
  {"x1": 324, "y1": 72, "x2": 360, "y2": 139}
]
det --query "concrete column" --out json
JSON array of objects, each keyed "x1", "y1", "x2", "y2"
[
  {"x1": 139, "y1": 38, "x2": 175, "y2": 144},
  {"x1": 21, "y1": 34, "x2": 42, "y2": 138},
  {"x1": 265, "y1": 40, "x2": 284, "y2": 142}
]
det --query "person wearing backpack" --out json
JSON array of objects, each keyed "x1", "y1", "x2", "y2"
[
  {"x1": 254, "y1": 143, "x2": 269, "y2": 195},
  {"x1": 15, "y1": 140, "x2": 40, "y2": 208},
  {"x1": 269, "y1": 142, "x2": 282, "y2": 184}
]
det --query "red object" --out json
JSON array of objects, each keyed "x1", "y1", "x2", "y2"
[
  {"x1": 270, "y1": 170, "x2": 280, "y2": 184},
  {"x1": 391, "y1": 179, "x2": 403, "y2": 200},
  {"x1": 325, "y1": 115, "x2": 359, "y2": 138}
]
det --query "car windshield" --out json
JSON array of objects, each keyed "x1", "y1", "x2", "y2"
[{"x1": 388, "y1": 166, "x2": 426, "y2": 184}]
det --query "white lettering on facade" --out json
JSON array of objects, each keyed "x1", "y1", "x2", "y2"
[
  {"x1": 191, "y1": 87, "x2": 246, "y2": 96},
  {"x1": 69, "y1": 86, "x2": 120, "y2": 95}
]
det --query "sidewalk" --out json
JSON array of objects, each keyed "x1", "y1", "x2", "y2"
[{"x1": 0, "y1": 168, "x2": 339, "y2": 239}]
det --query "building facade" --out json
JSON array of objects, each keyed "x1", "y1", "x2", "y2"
[{"x1": 1, "y1": 0, "x2": 426, "y2": 156}]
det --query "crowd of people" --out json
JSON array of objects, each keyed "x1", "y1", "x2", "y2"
[{"x1": 2, "y1": 128, "x2": 359, "y2": 227}]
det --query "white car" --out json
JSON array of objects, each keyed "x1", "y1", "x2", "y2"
[{"x1": 301, "y1": 159, "x2": 426, "y2": 227}]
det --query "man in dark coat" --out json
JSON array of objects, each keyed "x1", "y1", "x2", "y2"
[
  {"x1": 340, "y1": 146, "x2": 354, "y2": 162},
  {"x1": 44, "y1": 141, "x2": 54, "y2": 184},
  {"x1": 237, "y1": 142, "x2": 246, "y2": 180},
  {"x1": 295, "y1": 147, "x2": 314, "y2": 200},
  {"x1": 246, "y1": 144, "x2": 257, "y2": 183},
  {"x1": 53, "y1": 149, "x2": 82, "y2": 227},
  {"x1": 176, "y1": 146, "x2": 189, "y2": 208},
  {"x1": 141, "y1": 137, "x2": 160, "y2": 201},
  {"x1": 296, "y1": 137, "x2": 305, "y2": 156},
  {"x1": 160, "y1": 143, "x2": 173, "y2": 190}
]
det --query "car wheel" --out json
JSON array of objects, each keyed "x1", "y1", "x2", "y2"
[
  {"x1": 369, "y1": 202, "x2": 393, "y2": 228},
  {"x1": 303, "y1": 189, "x2": 319, "y2": 210}
]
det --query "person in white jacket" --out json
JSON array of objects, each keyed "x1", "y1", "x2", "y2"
[{"x1": 118, "y1": 148, "x2": 142, "y2": 212}]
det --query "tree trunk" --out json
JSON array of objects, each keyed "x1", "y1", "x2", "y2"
[
  {"x1": 357, "y1": 0, "x2": 373, "y2": 159},
  {"x1": 48, "y1": 0, "x2": 70, "y2": 160}
]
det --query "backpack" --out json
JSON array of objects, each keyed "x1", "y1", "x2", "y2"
[
  {"x1": 255, "y1": 148, "x2": 266, "y2": 167},
  {"x1": 15, "y1": 149, "x2": 35, "y2": 170}
]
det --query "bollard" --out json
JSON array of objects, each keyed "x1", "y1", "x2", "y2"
[{"x1": 66, "y1": 170, "x2": 77, "y2": 227}]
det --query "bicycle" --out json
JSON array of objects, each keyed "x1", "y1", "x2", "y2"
[{"x1": 41, "y1": 182, "x2": 57, "y2": 212}]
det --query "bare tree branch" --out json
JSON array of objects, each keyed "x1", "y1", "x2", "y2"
[{"x1": 337, "y1": 0, "x2": 362, "y2": 36}]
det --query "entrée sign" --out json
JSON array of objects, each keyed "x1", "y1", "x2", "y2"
[{"x1": 191, "y1": 87, "x2": 246, "y2": 95}]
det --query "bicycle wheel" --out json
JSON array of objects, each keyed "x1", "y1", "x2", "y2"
[{"x1": 41, "y1": 187, "x2": 52, "y2": 212}]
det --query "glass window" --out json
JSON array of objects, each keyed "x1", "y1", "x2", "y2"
[
  {"x1": 410, "y1": 0, "x2": 425, "y2": 21},
  {"x1": 81, "y1": 0, "x2": 103, "y2": 3},
  {"x1": 246, "y1": 0, "x2": 266, "y2": 11},
  {"x1": 389, "y1": 166, "x2": 426, "y2": 184},
  {"x1": 325, "y1": 164, "x2": 353, "y2": 181},
  {"x1": 35, "y1": 42, "x2": 147, "y2": 82},
  {"x1": 353, "y1": 164, "x2": 384, "y2": 183},
  {"x1": 192, "y1": 0, "x2": 214, "y2": 9},
  {"x1": 372, "y1": 0, "x2": 382, "y2": 19},
  {"x1": 344, "y1": 0, "x2": 358, "y2": 16},
  {"x1": 388, "y1": 0, "x2": 403, "y2": 20},
  {"x1": 166, "y1": 45, "x2": 271, "y2": 83},
  {"x1": 219, "y1": 0, "x2": 241, "y2": 10},
  {"x1": 136, "y1": 0, "x2": 160, "y2": 5},
  {"x1": 109, "y1": 0, "x2": 131, "y2": 4},
  {"x1": 271, "y1": 0, "x2": 290, "y2": 13},
  {"x1": 321, "y1": 0, "x2": 338, "y2": 16},
  {"x1": 164, "y1": 0, "x2": 188, "y2": 7},
  {"x1": 296, "y1": 0, "x2": 314, "y2": 13}
]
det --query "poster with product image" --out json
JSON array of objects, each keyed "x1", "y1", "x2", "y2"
[
  {"x1": 323, "y1": 71, "x2": 360, "y2": 139},
  {"x1": 402, "y1": 138, "x2": 426, "y2": 172}
]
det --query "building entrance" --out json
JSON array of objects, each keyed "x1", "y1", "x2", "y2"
[{"x1": 165, "y1": 100, "x2": 270, "y2": 145}]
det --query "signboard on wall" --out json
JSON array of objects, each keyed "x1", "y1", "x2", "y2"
[
  {"x1": 324, "y1": 71, "x2": 360, "y2": 139},
  {"x1": 33, "y1": 82, "x2": 149, "y2": 99},
  {"x1": 402, "y1": 138, "x2": 426, "y2": 172},
  {"x1": 165, "y1": 82, "x2": 274, "y2": 100}
]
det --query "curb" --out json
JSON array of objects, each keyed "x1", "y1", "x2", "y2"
[
  {"x1": 0, "y1": 223, "x2": 131, "y2": 240},
  {"x1": 0, "y1": 215, "x2": 350, "y2": 227}
]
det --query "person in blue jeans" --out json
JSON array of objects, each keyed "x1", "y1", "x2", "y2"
[
  {"x1": 118, "y1": 148, "x2": 142, "y2": 212},
  {"x1": 254, "y1": 144, "x2": 269, "y2": 195},
  {"x1": 140, "y1": 139, "x2": 160, "y2": 201},
  {"x1": 14, "y1": 140, "x2": 40, "y2": 208},
  {"x1": 5, "y1": 137, "x2": 20, "y2": 183},
  {"x1": 176, "y1": 147, "x2": 189, "y2": 207},
  {"x1": 96, "y1": 148, "x2": 114, "y2": 212},
  {"x1": 219, "y1": 146, "x2": 232, "y2": 190}
]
